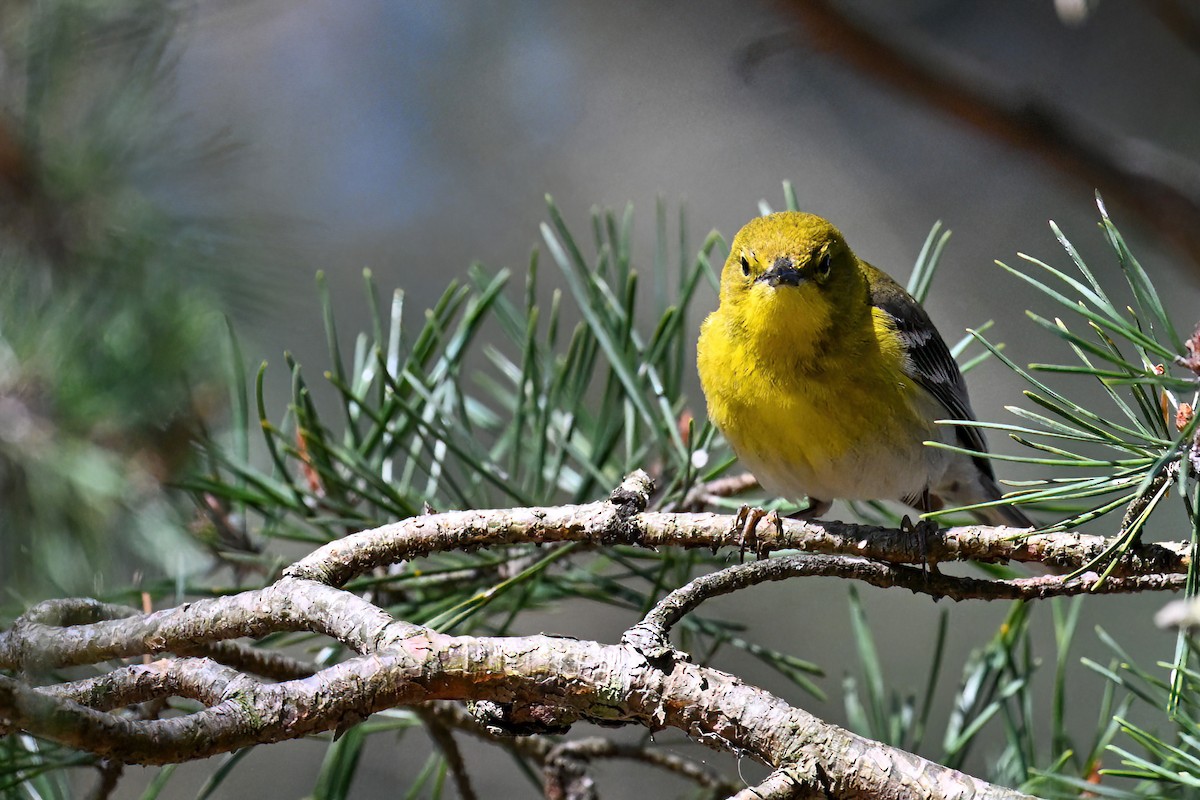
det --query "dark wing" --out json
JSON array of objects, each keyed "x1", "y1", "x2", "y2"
[{"x1": 864, "y1": 261, "x2": 994, "y2": 480}]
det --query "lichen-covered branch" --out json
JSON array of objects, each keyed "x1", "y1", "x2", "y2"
[
  {"x1": 0, "y1": 627, "x2": 1033, "y2": 797},
  {"x1": 6, "y1": 470, "x2": 1183, "y2": 799}
]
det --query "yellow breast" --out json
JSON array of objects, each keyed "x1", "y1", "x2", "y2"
[{"x1": 697, "y1": 306, "x2": 943, "y2": 503}]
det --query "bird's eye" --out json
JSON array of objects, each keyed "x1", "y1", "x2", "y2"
[
  {"x1": 815, "y1": 253, "x2": 832, "y2": 279},
  {"x1": 740, "y1": 256, "x2": 751, "y2": 277}
]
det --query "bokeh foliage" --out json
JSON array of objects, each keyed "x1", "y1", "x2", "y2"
[{"x1": 0, "y1": 0, "x2": 254, "y2": 604}]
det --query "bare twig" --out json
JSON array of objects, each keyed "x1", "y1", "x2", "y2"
[
  {"x1": 544, "y1": 738, "x2": 737, "y2": 799},
  {"x1": 670, "y1": 471, "x2": 760, "y2": 512},
  {"x1": 777, "y1": 0, "x2": 1200, "y2": 269},
  {"x1": 181, "y1": 640, "x2": 316, "y2": 681},
  {"x1": 422, "y1": 700, "x2": 732, "y2": 797},
  {"x1": 623, "y1": 554, "x2": 1183, "y2": 658},
  {"x1": 83, "y1": 758, "x2": 123, "y2": 800},
  {"x1": 415, "y1": 706, "x2": 477, "y2": 800}
]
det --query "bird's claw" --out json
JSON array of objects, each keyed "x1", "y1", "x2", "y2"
[
  {"x1": 732, "y1": 504, "x2": 781, "y2": 561},
  {"x1": 902, "y1": 514, "x2": 942, "y2": 577}
]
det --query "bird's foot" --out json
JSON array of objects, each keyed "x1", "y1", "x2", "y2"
[
  {"x1": 901, "y1": 514, "x2": 942, "y2": 577},
  {"x1": 732, "y1": 505, "x2": 782, "y2": 561}
]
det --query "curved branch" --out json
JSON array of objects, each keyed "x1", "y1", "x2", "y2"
[
  {"x1": 285, "y1": 472, "x2": 655, "y2": 586},
  {"x1": 0, "y1": 629, "x2": 1034, "y2": 798},
  {"x1": 623, "y1": 554, "x2": 1183, "y2": 658},
  {"x1": 40, "y1": 658, "x2": 246, "y2": 709},
  {"x1": 2, "y1": 475, "x2": 1184, "y2": 677},
  {"x1": 0, "y1": 579, "x2": 419, "y2": 672}
]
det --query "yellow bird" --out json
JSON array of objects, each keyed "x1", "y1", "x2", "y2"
[{"x1": 697, "y1": 211, "x2": 1032, "y2": 528}]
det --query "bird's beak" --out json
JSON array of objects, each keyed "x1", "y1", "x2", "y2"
[{"x1": 759, "y1": 256, "x2": 804, "y2": 288}]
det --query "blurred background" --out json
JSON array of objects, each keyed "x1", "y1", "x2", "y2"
[{"x1": 3, "y1": 0, "x2": 1200, "y2": 796}]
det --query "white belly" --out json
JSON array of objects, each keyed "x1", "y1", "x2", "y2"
[{"x1": 729, "y1": 390, "x2": 962, "y2": 505}]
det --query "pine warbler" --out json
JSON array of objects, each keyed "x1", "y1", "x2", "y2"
[{"x1": 697, "y1": 211, "x2": 1032, "y2": 528}]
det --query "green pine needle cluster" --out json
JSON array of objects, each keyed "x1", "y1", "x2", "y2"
[
  {"x1": 0, "y1": 0, "x2": 246, "y2": 604},
  {"x1": 193, "y1": 198, "x2": 716, "y2": 539},
  {"x1": 926, "y1": 196, "x2": 1200, "y2": 583}
]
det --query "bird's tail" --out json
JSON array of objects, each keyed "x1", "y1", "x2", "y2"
[
  {"x1": 930, "y1": 470, "x2": 1049, "y2": 569},
  {"x1": 934, "y1": 471, "x2": 1035, "y2": 529},
  {"x1": 968, "y1": 498, "x2": 1035, "y2": 529}
]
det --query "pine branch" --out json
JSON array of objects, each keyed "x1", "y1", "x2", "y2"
[
  {"x1": 622, "y1": 554, "x2": 1182, "y2": 660},
  {"x1": 4, "y1": 472, "x2": 1193, "y2": 798},
  {"x1": 281, "y1": 471, "x2": 1189, "y2": 587}
]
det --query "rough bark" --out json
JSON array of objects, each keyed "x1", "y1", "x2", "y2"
[{"x1": 5, "y1": 471, "x2": 1181, "y2": 798}]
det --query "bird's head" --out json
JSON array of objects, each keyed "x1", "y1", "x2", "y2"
[{"x1": 718, "y1": 211, "x2": 867, "y2": 347}]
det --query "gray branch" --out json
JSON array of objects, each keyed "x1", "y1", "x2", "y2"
[{"x1": 6, "y1": 470, "x2": 1176, "y2": 799}]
